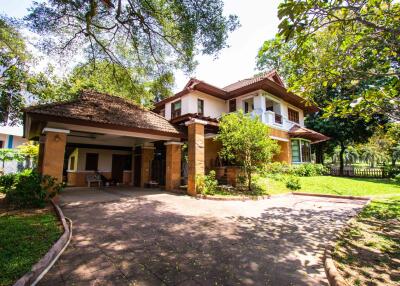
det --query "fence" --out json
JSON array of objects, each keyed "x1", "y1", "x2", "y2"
[{"x1": 329, "y1": 167, "x2": 389, "y2": 178}]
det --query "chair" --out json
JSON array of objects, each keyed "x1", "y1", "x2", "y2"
[{"x1": 86, "y1": 174, "x2": 102, "y2": 187}]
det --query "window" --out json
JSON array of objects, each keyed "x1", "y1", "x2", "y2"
[
  {"x1": 0, "y1": 141, "x2": 3, "y2": 148},
  {"x1": 85, "y1": 153, "x2": 98, "y2": 171},
  {"x1": 159, "y1": 108, "x2": 165, "y2": 117},
  {"x1": 229, "y1": 99, "x2": 236, "y2": 112},
  {"x1": 197, "y1": 99, "x2": 204, "y2": 115},
  {"x1": 291, "y1": 139, "x2": 311, "y2": 163},
  {"x1": 243, "y1": 98, "x2": 254, "y2": 113},
  {"x1": 171, "y1": 100, "x2": 181, "y2": 118},
  {"x1": 69, "y1": 156, "x2": 75, "y2": 170},
  {"x1": 265, "y1": 99, "x2": 274, "y2": 111},
  {"x1": 288, "y1": 108, "x2": 300, "y2": 123}
]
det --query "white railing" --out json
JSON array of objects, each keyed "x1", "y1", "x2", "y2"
[{"x1": 250, "y1": 109, "x2": 295, "y2": 131}]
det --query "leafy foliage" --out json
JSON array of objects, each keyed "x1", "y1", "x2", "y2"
[
  {"x1": 25, "y1": 0, "x2": 239, "y2": 76},
  {"x1": 285, "y1": 176, "x2": 301, "y2": 191},
  {"x1": 264, "y1": 162, "x2": 328, "y2": 176},
  {"x1": 0, "y1": 169, "x2": 63, "y2": 208},
  {"x1": 0, "y1": 16, "x2": 31, "y2": 125},
  {"x1": 195, "y1": 170, "x2": 218, "y2": 195},
  {"x1": 0, "y1": 149, "x2": 22, "y2": 170},
  {"x1": 216, "y1": 111, "x2": 279, "y2": 191},
  {"x1": 257, "y1": 0, "x2": 400, "y2": 121}
]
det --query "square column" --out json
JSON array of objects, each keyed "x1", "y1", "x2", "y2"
[
  {"x1": 186, "y1": 119, "x2": 207, "y2": 196},
  {"x1": 40, "y1": 128, "x2": 69, "y2": 182},
  {"x1": 165, "y1": 142, "x2": 183, "y2": 192},
  {"x1": 140, "y1": 144, "x2": 155, "y2": 188}
]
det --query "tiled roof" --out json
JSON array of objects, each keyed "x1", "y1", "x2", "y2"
[
  {"x1": 289, "y1": 125, "x2": 330, "y2": 143},
  {"x1": 223, "y1": 70, "x2": 282, "y2": 92},
  {"x1": 25, "y1": 90, "x2": 181, "y2": 135}
]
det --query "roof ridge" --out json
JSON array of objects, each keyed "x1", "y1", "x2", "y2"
[{"x1": 23, "y1": 96, "x2": 80, "y2": 112}]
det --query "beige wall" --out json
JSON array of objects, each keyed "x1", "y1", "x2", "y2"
[{"x1": 0, "y1": 133, "x2": 28, "y2": 149}]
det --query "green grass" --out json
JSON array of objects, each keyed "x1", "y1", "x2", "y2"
[
  {"x1": 333, "y1": 196, "x2": 400, "y2": 285},
  {"x1": 0, "y1": 212, "x2": 61, "y2": 286}
]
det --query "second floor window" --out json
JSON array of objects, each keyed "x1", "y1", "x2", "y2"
[
  {"x1": 229, "y1": 99, "x2": 236, "y2": 112},
  {"x1": 288, "y1": 108, "x2": 300, "y2": 123},
  {"x1": 171, "y1": 100, "x2": 181, "y2": 118},
  {"x1": 197, "y1": 99, "x2": 204, "y2": 115}
]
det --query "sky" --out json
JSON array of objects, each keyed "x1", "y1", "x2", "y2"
[{"x1": 0, "y1": 0, "x2": 282, "y2": 133}]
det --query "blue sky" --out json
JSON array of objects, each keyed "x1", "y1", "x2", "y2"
[{"x1": 0, "y1": 0, "x2": 282, "y2": 91}]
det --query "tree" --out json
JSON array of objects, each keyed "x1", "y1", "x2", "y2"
[
  {"x1": 387, "y1": 123, "x2": 400, "y2": 166},
  {"x1": 0, "y1": 149, "x2": 22, "y2": 171},
  {"x1": 0, "y1": 17, "x2": 31, "y2": 125},
  {"x1": 258, "y1": 0, "x2": 399, "y2": 121},
  {"x1": 16, "y1": 142, "x2": 39, "y2": 169},
  {"x1": 216, "y1": 111, "x2": 279, "y2": 191},
  {"x1": 30, "y1": 60, "x2": 174, "y2": 107},
  {"x1": 305, "y1": 112, "x2": 384, "y2": 174},
  {"x1": 25, "y1": 0, "x2": 239, "y2": 76}
]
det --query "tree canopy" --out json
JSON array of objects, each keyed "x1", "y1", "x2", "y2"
[
  {"x1": 0, "y1": 17, "x2": 31, "y2": 125},
  {"x1": 25, "y1": 0, "x2": 239, "y2": 76},
  {"x1": 216, "y1": 111, "x2": 279, "y2": 191},
  {"x1": 257, "y1": 0, "x2": 399, "y2": 121}
]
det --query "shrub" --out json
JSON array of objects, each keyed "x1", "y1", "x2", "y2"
[
  {"x1": 264, "y1": 162, "x2": 290, "y2": 174},
  {"x1": 285, "y1": 176, "x2": 301, "y2": 191},
  {"x1": 393, "y1": 174, "x2": 400, "y2": 184},
  {"x1": 290, "y1": 163, "x2": 328, "y2": 177},
  {"x1": 383, "y1": 166, "x2": 400, "y2": 178},
  {"x1": 0, "y1": 169, "x2": 63, "y2": 208},
  {"x1": 196, "y1": 170, "x2": 218, "y2": 195},
  {"x1": 0, "y1": 173, "x2": 16, "y2": 194}
]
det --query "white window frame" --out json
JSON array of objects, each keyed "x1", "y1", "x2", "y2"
[{"x1": 291, "y1": 138, "x2": 311, "y2": 164}]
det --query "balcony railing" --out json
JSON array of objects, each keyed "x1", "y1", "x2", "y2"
[
  {"x1": 250, "y1": 109, "x2": 296, "y2": 131},
  {"x1": 274, "y1": 113, "x2": 283, "y2": 124}
]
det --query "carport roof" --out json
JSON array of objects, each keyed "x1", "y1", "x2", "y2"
[{"x1": 24, "y1": 90, "x2": 182, "y2": 137}]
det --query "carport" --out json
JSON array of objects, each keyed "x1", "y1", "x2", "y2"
[{"x1": 23, "y1": 91, "x2": 185, "y2": 192}]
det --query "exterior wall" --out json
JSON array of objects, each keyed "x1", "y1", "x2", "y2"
[
  {"x1": 67, "y1": 148, "x2": 132, "y2": 187},
  {"x1": 205, "y1": 138, "x2": 221, "y2": 171},
  {"x1": 165, "y1": 91, "x2": 226, "y2": 120},
  {"x1": 41, "y1": 132, "x2": 67, "y2": 182},
  {"x1": 140, "y1": 147, "x2": 155, "y2": 187},
  {"x1": 275, "y1": 141, "x2": 292, "y2": 164}
]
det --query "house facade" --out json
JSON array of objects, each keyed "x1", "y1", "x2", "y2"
[
  {"x1": 0, "y1": 127, "x2": 29, "y2": 174},
  {"x1": 23, "y1": 71, "x2": 328, "y2": 195}
]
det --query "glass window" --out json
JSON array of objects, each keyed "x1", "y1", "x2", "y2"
[
  {"x1": 229, "y1": 99, "x2": 236, "y2": 112},
  {"x1": 85, "y1": 153, "x2": 98, "y2": 171},
  {"x1": 197, "y1": 99, "x2": 204, "y2": 115},
  {"x1": 291, "y1": 140, "x2": 301, "y2": 163},
  {"x1": 171, "y1": 100, "x2": 181, "y2": 118},
  {"x1": 301, "y1": 141, "x2": 311, "y2": 162},
  {"x1": 288, "y1": 108, "x2": 300, "y2": 123}
]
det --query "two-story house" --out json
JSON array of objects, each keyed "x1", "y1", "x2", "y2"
[
  {"x1": 23, "y1": 71, "x2": 328, "y2": 195},
  {"x1": 154, "y1": 70, "x2": 328, "y2": 170}
]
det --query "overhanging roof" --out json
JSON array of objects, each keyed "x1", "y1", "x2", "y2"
[
  {"x1": 289, "y1": 125, "x2": 330, "y2": 144},
  {"x1": 24, "y1": 90, "x2": 182, "y2": 139}
]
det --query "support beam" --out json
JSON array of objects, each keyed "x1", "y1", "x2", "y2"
[
  {"x1": 40, "y1": 130, "x2": 68, "y2": 182},
  {"x1": 186, "y1": 119, "x2": 206, "y2": 196},
  {"x1": 165, "y1": 142, "x2": 183, "y2": 192},
  {"x1": 140, "y1": 145, "x2": 155, "y2": 188}
]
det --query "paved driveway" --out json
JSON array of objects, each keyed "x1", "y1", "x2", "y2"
[{"x1": 40, "y1": 188, "x2": 366, "y2": 286}]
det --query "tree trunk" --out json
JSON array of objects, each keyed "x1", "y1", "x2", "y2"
[
  {"x1": 247, "y1": 171, "x2": 252, "y2": 192},
  {"x1": 339, "y1": 143, "x2": 345, "y2": 176},
  {"x1": 315, "y1": 143, "x2": 324, "y2": 164}
]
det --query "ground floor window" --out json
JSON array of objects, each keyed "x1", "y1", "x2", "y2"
[{"x1": 291, "y1": 139, "x2": 311, "y2": 163}]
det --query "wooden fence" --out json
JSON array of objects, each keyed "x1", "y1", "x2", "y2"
[{"x1": 329, "y1": 167, "x2": 390, "y2": 178}]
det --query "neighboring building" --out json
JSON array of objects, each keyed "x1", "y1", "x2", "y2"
[
  {"x1": 0, "y1": 126, "x2": 29, "y2": 173},
  {"x1": 23, "y1": 71, "x2": 328, "y2": 195}
]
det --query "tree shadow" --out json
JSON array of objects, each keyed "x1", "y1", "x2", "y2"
[{"x1": 39, "y1": 196, "x2": 362, "y2": 286}]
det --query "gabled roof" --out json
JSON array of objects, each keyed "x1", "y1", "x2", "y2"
[
  {"x1": 154, "y1": 70, "x2": 318, "y2": 113},
  {"x1": 25, "y1": 90, "x2": 181, "y2": 137}
]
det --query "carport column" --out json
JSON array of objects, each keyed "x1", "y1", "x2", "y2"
[
  {"x1": 165, "y1": 142, "x2": 183, "y2": 192},
  {"x1": 186, "y1": 119, "x2": 207, "y2": 196},
  {"x1": 40, "y1": 128, "x2": 69, "y2": 183},
  {"x1": 140, "y1": 143, "x2": 155, "y2": 188}
]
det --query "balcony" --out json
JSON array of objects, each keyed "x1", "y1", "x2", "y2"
[{"x1": 250, "y1": 109, "x2": 295, "y2": 131}]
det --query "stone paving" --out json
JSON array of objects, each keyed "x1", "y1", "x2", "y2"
[{"x1": 39, "y1": 188, "x2": 366, "y2": 286}]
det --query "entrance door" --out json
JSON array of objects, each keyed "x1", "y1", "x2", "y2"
[{"x1": 112, "y1": 154, "x2": 131, "y2": 183}]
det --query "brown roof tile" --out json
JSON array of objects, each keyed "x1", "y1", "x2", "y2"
[
  {"x1": 222, "y1": 70, "x2": 284, "y2": 92},
  {"x1": 25, "y1": 90, "x2": 181, "y2": 136},
  {"x1": 289, "y1": 125, "x2": 330, "y2": 143}
]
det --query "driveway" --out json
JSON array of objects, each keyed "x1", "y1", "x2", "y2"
[{"x1": 40, "y1": 188, "x2": 366, "y2": 286}]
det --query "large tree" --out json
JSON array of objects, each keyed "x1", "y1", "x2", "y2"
[
  {"x1": 25, "y1": 0, "x2": 239, "y2": 77},
  {"x1": 258, "y1": 0, "x2": 399, "y2": 121},
  {"x1": 0, "y1": 17, "x2": 31, "y2": 125},
  {"x1": 30, "y1": 60, "x2": 174, "y2": 107},
  {"x1": 216, "y1": 111, "x2": 279, "y2": 191}
]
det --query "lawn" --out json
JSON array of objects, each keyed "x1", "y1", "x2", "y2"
[
  {"x1": 0, "y1": 210, "x2": 62, "y2": 286},
  {"x1": 333, "y1": 196, "x2": 400, "y2": 286}
]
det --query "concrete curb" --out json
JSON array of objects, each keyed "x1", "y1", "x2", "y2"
[
  {"x1": 13, "y1": 200, "x2": 72, "y2": 286},
  {"x1": 195, "y1": 193, "x2": 290, "y2": 201},
  {"x1": 292, "y1": 192, "x2": 370, "y2": 201},
  {"x1": 322, "y1": 199, "x2": 371, "y2": 286}
]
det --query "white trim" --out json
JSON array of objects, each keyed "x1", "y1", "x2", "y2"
[
  {"x1": 185, "y1": 119, "x2": 208, "y2": 126},
  {"x1": 205, "y1": 133, "x2": 217, "y2": 139},
  {"x1": 42, "y1": 127, "x2": 70, "y2": 134},
  {"x1": 164, "y1": 141, "x2": 184, "y2": 146},
  {"x1": 269, "y1": 135, "x2": 289, "y2": 142}
]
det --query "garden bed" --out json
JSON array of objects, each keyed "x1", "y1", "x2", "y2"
[{"x1": 0, "y1": 207, "x2": 62, "y2": 286}]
